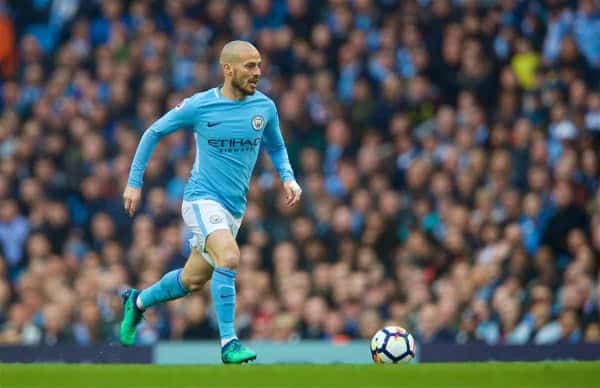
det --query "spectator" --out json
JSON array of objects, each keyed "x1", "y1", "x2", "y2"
[{"x1": 0, "y1": 200, "x2": 29, "y2": 276}]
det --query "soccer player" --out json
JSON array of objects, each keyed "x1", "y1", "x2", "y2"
[{"x1": 119, "y1": 40, "x2": 302, "y2": 364}]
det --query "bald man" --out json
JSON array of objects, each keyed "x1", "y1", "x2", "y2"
[{"x1": 120, "y1": 41, "x2": 301, "y2": 363}]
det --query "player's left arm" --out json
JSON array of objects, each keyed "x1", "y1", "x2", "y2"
[{"x1": 262, "y1": 102, "x2": 302, "y2": 207}]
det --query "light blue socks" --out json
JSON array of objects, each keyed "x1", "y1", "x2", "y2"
[
  {"x1": 138, "y1": 268, "x2": 189, "y2": 309},
  {"x1": 210, "y1": 267, "x2": 237, "y2": 344},
  {"x1": 137, "y1": 267, "x2": 237, "y2": 346}
]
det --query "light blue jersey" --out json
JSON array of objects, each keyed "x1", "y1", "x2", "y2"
[{"x1": 127, "y1": 87, "x2": 295, "y2": 217}]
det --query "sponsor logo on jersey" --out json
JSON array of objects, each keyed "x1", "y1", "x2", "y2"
[{"x1": 207, "y1": 137, "x2": 262, "y2": 153}]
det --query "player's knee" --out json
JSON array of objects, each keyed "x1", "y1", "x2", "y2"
[
  {"x1": 217, "y1": 248, "x2": 240, "y2": 270},
  {"x1": 181, "y1": 272, "x2": 207, "y2": 292}
]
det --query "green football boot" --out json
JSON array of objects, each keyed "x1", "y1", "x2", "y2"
[
  {"x1": 221, "y1": 339, "x2": 257, "y2": 364},
  {"x1": 119, "y1": 289, "x2": 144, "y2": 347}
]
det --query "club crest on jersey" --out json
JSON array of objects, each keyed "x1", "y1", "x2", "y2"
[{"x1": 251, "y1": 115, "x2": 265, "y2": 131}]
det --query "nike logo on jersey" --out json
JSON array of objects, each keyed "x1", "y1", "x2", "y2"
[{"x1": 207, "y1": 122, "x2": 221, "y2": 127}]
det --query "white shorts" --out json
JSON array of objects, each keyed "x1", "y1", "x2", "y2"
[{"x1": 181, "y1": 199, "x2": 243, "y2": 267}]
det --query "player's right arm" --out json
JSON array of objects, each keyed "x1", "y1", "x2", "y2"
[{"x1": 124, "y1": 97, "x2": 196, "y2": 216}]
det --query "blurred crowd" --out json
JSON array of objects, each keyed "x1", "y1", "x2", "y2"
[{"x1": 0, "y1": 0, "x2": 599, "y2": 347}]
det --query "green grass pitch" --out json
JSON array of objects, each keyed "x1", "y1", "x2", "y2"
[{"x1": 1, "y1": 362, "x2": 599, "y2": 388}]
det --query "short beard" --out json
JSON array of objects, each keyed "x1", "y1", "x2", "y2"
[{"x1": 232, "y1": 76, "x2": 254, "y2": 96}]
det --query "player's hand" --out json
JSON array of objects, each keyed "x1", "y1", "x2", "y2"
[
  {"x1": 283, "y1": 180, "x2": 302, "y2": 207},
  {"x1": 123, "y1": 185, "x2": 142, "y2": 217}
]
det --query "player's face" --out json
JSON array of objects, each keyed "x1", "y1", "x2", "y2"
[{"x1": 232, "y1": 52, "x2": 261, "y2": 95}]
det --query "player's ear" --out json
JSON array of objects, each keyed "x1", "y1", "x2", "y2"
[{"x1": 223, "y1": 63, "x2": 233, "y2": 78}]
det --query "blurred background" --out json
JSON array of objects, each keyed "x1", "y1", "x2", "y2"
[{"x1": 0, "y1": 0, "x2": 599, "y2": 352}]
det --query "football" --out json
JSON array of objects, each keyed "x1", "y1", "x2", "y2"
[{"x1": 370, "y1": 326, "x2": 416, "y2": 364}]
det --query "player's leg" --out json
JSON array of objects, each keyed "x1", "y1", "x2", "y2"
[
  {"x1": 206, "y1": 229, "x2": 240, "y2": 345},
  {"x1": 138, "y1": 245, "x2": 214, "y2": 308},
  {"x1": 205, "y1": 230, "x2": 257, "y2": 363},
  {"x1": 119, "y1": 200, "x2": 214, "y2": 346},
  {"x1": 180, "y1": 247, "x2": 214, "y2": 292},
  {"x1": 119, "y1": 248, "x2": 213, "y2": 346}
]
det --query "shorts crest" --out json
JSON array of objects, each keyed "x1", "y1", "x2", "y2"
[{"x1": 209, "y1": 214, "x2": 223, "y2": 224}]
